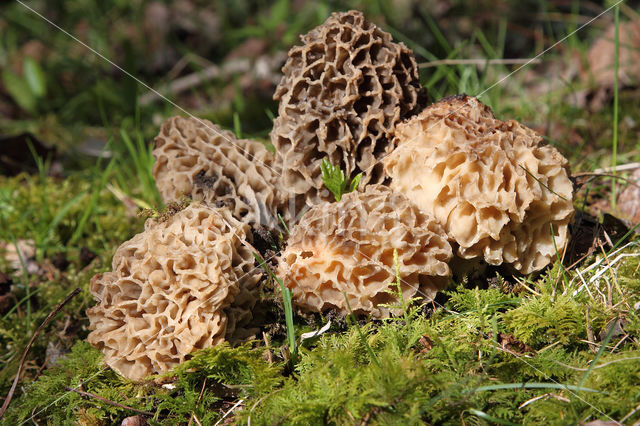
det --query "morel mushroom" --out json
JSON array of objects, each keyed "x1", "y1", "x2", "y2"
[
  {"x1": 384, "y1": 95, "x2": 575, "y2": 274},
  {"x1": 277, "y1": 185, "x2": 451, "y2": 318},
  {"x1": 153, "y1": 116, "x2": 282, "y2": 229},
  {"x1": 87, "y1": 204, "x2": 260, "y2": 381},
  {"x1": 272, "y1": 10, "x2": 427, "y2": 213}
]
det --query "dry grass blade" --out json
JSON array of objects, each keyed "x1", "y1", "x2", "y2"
[
  {"x1": 214, "y1": 399, "x2": 244, "y2": 426},
  {"x1": 418, "y1": 58, "x2": 540, "y2": 68}
]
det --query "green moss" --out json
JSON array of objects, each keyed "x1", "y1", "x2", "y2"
[
  {"x1": 0, "y1": 173, "x2": 143, "y2": 257},
  {"x1": 2, "y1": 341, "x2": 146, "y2": 424},
  {"x1": 503, "y1": 293, "x2": 585, "y2": 347}
]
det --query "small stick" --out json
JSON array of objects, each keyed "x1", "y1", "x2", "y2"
[
  {"x1": 577, "y1": 161, "x2": 640, "y2": 175},
  {"x1": 585, "y1": 307, "x2": 597, "y2": 353},
  {"x1": 188, "y1": 378, "x2": 207, "y2": 426},
  {"x1": 418, "y1": 58, "x2": 540, "y2": 68},
  {"x1": 64, "y1": 387, "x2": 153, "y2": 416},
  {"x1": 214, "y1": 399, "x2": 244, "y2": 426},
  {"x1": 191, "y1": 414, "x2": 203, "y2": 426},
  {"x1": 0, "y1": 288, "x2": 81, "y2": 419},
  {"x1": 263, "y1": 332, "x2": 273, "y2": 364}
]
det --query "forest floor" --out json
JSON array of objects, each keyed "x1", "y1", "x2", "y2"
[{"x1": 1, "y1": 1, "x2": 640, "y2": 424}]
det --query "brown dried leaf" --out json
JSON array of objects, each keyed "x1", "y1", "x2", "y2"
[
  {"x1": 418, "y1": 335, "x2": 434, "y2": 353},
  {"x1": 497, "y1": 332, "x2": 533, "y2": 354},
  {"x1": 617, "y1": 168, "x2": 640, "y2": 226},
  {"x1": 586, "y1": 19, "x2": 640, "y2": 110}
]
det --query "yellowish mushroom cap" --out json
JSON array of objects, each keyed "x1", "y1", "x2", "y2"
[
  {"x1": 153, "y1": 116, "x2": 282, "y2": 229},
  {"x1": 384, "y1": 95, "x2": 574, "y2": 274},
  {"x1": 277, "y1": 185, "x2": 451, "y2": 318},
  {"x1": 87, "y1": 204, "x2": 260, "y2": 381}
]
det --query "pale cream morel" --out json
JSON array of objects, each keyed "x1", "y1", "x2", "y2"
[
  {"x1": 87, "y1": 204, "x2": 260, "y2": 381},
  {"x1": 277, "y1": 185, "x2": 452, "y2": 318},
  {"x1": 384, "y1": 95, "x2": 575, "y2": 274}
]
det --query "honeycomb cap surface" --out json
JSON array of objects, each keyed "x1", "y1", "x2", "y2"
[
  {"x1": 277, "y1": 185, "x2": 451, "y2": 318},
  {"x1": 153, "y1": 116, "x2": 282, "y2": 229},
  {"x1": 272, "y1": 10, "x2": 427, "y2": 211},
  {"x1": 384, "y1": 95, "x2": 575, "y2": 274},
  {"x1": 87, "y1": 204, "x2": 260, "y2": 381}
]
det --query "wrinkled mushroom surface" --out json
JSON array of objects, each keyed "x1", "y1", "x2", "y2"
[
  {"x1": 384, "y1": 95, "x2": 575, "y2": 274},
  {"x1": 87, "y1": 204, "x2": 260, "y2": 381},
  {"x1": 153, "y1": 116, "x2": 282, "y2": 229},
  {"x1": 272, "y1": 10, "x2": 426, "y2": 211},
  {"x1": 277, "y1": 185, "x2": 451, "y2": 318}
]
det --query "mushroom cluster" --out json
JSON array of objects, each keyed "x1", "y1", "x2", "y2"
[
  {"x1": 384, "y1": 95, "x2": 575, "y2": 274},
  {"x1": 87, "y1": 10, "x2": 576, "y2": 381},
  {"x1": 87, "y1": 204, "x2": 260, "y2": 381},
  {"x1": 277, "y1": 185, "x2": 452, "y2": 318},
  {"x1": 272, "y1": 10, "x2": 426, "y2": 211}
]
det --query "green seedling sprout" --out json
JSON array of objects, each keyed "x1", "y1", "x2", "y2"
[{"x1": 321, "y1": 158, "x2": 362, "y2": 202}]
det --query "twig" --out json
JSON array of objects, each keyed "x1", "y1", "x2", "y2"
[
  {"x1": 418, "y1": 58, "x2": 541, "y2": 68},
  {"x1": 63, "y1": 387, "x2": 153, "y2": 416},
  {"x1": 0, "y1": 288, "x2": 81, "y2": 419},
  {"x1": 214, "y1": 399, "x2": 244, "y2": 426},
  {"x1": 187, "y1": 378, "x2": 207, "y2": 426},
  {"x1": 574, "y1": 162, "x2": 640, "y2": 175},
  {"x1": 138, "y1": 53, "x2": 286, "y2": 106},
  {"x1": 263, "y1": 332, "x2": 273, "y2": 364}
]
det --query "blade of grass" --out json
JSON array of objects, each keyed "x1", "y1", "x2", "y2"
[
  {"x1": 611, "y1": 4, "x2": 620, "y2": 210},
  {"x1": 69, "y1": 158, "x2": 117, "y2": 245},
  {"x1": 253, "y1": 253, "x2": 297, "y2": 363},
  {"x1": 41, "y1": 190, "x2": 88, "y2": 250},
  {"x1": 551, "y1": 223, "x2": 569, "y2": 288},
  {"x1": 578, "y1": 318, "x2": 618, "y2": 389},
  {"x1": 233, "y1": 112, "x2": 242, "y2": 139},
  {"x1": 1, "y1": 286, "x2": 43, "y2": 321},
  {"x1": 469, "y1": 382, "x2": 601, "y2": 393},
  {"x1": 277, "y1": 213, "x2": 289, "y2": 234},
  {"x1": 343, "y1": 292, "x2": 380, "y2": 368}
]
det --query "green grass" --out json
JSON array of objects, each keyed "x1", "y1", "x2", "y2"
[
  {"x1": 611, "y1": 3, "x2": 620, "y2": 210},
  {"x1": 1, "y1": 0, "x2": 640, "y2": 424}
]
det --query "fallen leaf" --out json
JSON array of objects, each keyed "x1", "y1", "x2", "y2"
[
  {"x1": 497, "y1": 332, "x2": 533, "y2": 354},
  {"x1": 617, "y1": 168, "x2": 640, "y2": 226},
  {"x1": 598, "y1": 317, "x2": 626, "y2": 341},
  {"x1": 418, "y1": 335, "x2": 434, "y2": 353},
  {"x1": 586, "y1": 19, "x2": 640, "y2": 110}
]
